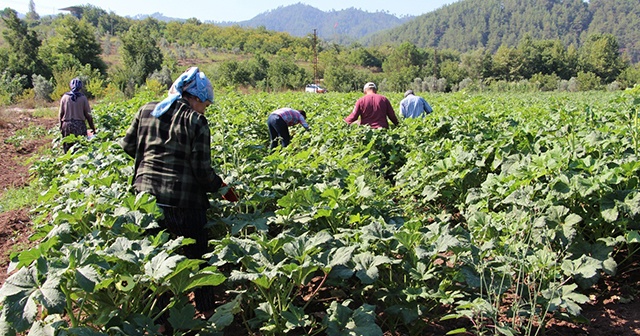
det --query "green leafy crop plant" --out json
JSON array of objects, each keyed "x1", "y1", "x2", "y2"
[{"x1": 1, "y1": 88, "x2": 638, "y2": 335}]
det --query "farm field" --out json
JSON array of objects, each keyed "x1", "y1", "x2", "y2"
[{"x1": 0, "y1": 88, "x2": 639, "y2": 335}]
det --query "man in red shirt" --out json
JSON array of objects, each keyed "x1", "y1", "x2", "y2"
[{"x1": 344, "y1": 82, "x2": 399, "y2": 129}]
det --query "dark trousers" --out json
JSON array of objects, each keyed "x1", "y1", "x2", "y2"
[
  {"x1": 153, "y1": 206, "x2": 216, "y2": 324},
  {"x1": 61, "y1": 120, "x2": 87, "y2": 153},
  {"x1": 267, "y1": 114, "x2": 291, "y2": 149}
]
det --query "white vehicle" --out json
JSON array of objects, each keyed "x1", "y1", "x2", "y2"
[{"x1": 305, "y1": 84, "x2": 327, "y2": 93}]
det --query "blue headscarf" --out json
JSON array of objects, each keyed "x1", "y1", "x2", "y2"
[
  {"x1": 151, "y1": 67, "x2": 214, "y2": 117},
  {"x1": 65, "y1": 78, "x2": 84, "y2": 102}
]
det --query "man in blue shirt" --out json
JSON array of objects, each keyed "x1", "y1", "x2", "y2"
[{"x1": 399, "y1": 90, "x2": 433, "y2": 118}]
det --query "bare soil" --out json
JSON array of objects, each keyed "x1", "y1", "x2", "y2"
[
  {"x1": 0, "y1": 109, "x2": 638, "y2": 335},
  {"x1": 0, "y1": 109, "x2": 57, "y2": 285}
]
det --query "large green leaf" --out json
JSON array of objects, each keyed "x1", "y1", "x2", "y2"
[
  {"x1": 168, "y1": 304, "x2": 205, "y2": 331},
  {"x1": 325, "y1": 301, "x2": 382, "y2": 336},
  {"x1": 561, "y1": 256, "x2": 599, "y2": 278},
  {"x1": 75, "y1": 265, "x2": 100, "y2": 293},
  {"x1": 0, "y1": 267, "x2": 65, "y2": 332},
  {"x1": 184, "y1": 268, "x2": 227, "y2": 292},
  {"x1": 600, "y1": 195, "x2": 619, "y2": 223},
  {"x1": 352, "y1": 252, "x2": 392, "y2": 284},
  {"x1": 207, "y1": 297, "x2": 242, "y2": 331},
  {"x1": 143, "y1": 251, "x2": 185, "y2": 282}
]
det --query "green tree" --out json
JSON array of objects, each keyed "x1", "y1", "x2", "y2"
[
  {"x1": 382, "y1": 42, "x2": 422, "y2": 74},
  {"x1": 578, "y1": 34, "x2": 627, "y2": 83},
  {"x1": 246, "y1": 54, "x2": 270, "y2": 86},
  {"x1": 460, "y1": 48, "x2": 492, "y2": 80},
  {"x1": 439, "y1": 59, "x2": 467, "y2": 90},
  {"x1": 617, "y1": 63, "x2": 640, "y2": 89},
  {"x1": 348, "y1": 46, "x2": 382, "y2": 68},
  {"x1": 491, "y1": 45, "x2": 523, "y2": 81},
  {"x1": 516, "y1": 35, "x2": 542, "y2": 79},
  {"x1": 0, "y1": 9, "x2": 48, "y2": 86},
  {"x1": 120, "y1": 20, "x2": 164, "y2": 85},
  {"x1": 324, "y1": 62, "x2": 363, "y2": 92},
  {"x1": 41, "y1": 15, "x2": 106, "y2": 75},
  {"x1": 101, "y1": 12, "x2": 131, "y2": 35},
  {"x1": 267, "y1": 56, "x2": 309, "y2": 91},
  {"x1": 218, "y1": 60, "x2": 250, "y2": 87},
  {"x1": 382, "y1": 42, "x2": 422, "y2": 91},
  {"x1": 26, "y1": 0, "x2": 39, "y2": 21}
]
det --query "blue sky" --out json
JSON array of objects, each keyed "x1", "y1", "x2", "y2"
[{"x1": 3, "y1": 0, "x2": 460, "y2": 22}]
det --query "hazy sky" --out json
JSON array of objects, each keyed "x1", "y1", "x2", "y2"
[{"x1": 3, "y1": 0, "x2": 460, "y2": 22}]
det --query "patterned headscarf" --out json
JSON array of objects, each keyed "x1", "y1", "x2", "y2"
[
  {"x1": 151, "y1": 67, "x2": 214, "y2": 117},
  {"x1": 65, "y1": 78, "x2": 84, "y2": 102}
]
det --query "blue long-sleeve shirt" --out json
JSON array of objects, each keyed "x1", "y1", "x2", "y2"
[{"x1": 399, "y1": 95, "x2": 433, "y2": 118}]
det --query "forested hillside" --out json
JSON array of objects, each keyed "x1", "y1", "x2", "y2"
[
  {"x1": 587, "y1": 0, "x2": 640, "y2": 64},
  {"x1": 0, "y1": 1, "x2": 638, "y2": 106},
  {"x1": 366, "y1": 0, "x2": 640, "y2": 63},
  {"x1": 232, "y1": 3, "x2": 409, "y2": 43}
]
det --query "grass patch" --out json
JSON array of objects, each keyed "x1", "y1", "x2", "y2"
[
  {"x1": 0, "y1": 182, "x2": 41, "y2": 213},
  {"x1": 4, "y1": 125, "x2": 50, "y2": 148},
  {"x1": 31, "y1": 107, "x2": 58, "y2": 119}
]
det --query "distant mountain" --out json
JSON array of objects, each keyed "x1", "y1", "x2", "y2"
[
  {"x1": 227, "y1": 3, "x2": 412, "y2": 43},
  {"x1": 130, "y1": 12, "x2": 185, "y2": 23},
  {"x1": 364, "y1": 0, "x2": 640, "y2": 63}
]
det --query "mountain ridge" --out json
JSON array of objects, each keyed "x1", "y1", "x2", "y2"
[{"x1": 222, "y1": 3, "x2": 413, "y2": 43}]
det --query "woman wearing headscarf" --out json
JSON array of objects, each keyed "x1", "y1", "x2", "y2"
[
  {"x1": 120, "y1": 67, "x2": 227, "y2": 326},
  {"x1": 59, "y1": 78, "x2": 95, "y2": 152}
]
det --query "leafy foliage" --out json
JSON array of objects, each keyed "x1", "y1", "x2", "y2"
[
  {"x1": 0, "y1": 8, "x2": 49, "y2": 86},
  {"x1": 1, "y1": 83, "x2": 639, "y2": 335},
  {"x1": 40, "y1": 15, "x2": 106, "y2": 75}
]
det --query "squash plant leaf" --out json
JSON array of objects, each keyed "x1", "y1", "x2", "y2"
[
  {"x1": 626, "y1": 231, "x2": 640, "y2": 244},
  {"x1": 600, "y1": 194, "x2": 619, "y2": 223},
  {"x1": 144, "y1": 251, "x2": 185, "y2": 282},
  {"x1": 184, "y1": 268, "x2": 227, "y2": 292},
  {"x1": 168, "y1": 304, "x2": 205, "y2": 331},
  {"x1": 355, "y1": 176, "x2": 374, "y2": 199},
  {"x1": 352, "y1": 252, "x2": 392, "y2": 284},
  {"x1": 208, "y1": 296, "x2": 242, "y2": 331},
  {"x1": 0, "y1": 266, "x2": 65, "y2": 332},
  {"x1": 325, "y1": 301, "x2": 382, "y2": 336},
  {"x1": 75, "y1": 265, "x2": 100, "y2": 293},
  {"x1": 282, "y1": 305, "x2": 311, "y2": 330}
]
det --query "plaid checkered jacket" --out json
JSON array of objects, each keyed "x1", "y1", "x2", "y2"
[{"x1": 120, "y1": 99, "x2": 222, "y2": 209}]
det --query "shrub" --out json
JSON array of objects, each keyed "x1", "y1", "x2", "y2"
[
  {"x1": 607, "y1": 81, "x2": 621, "y2": 91},
  {"x1": 143, "y1": 78, "x2": 166, "y2": 96},
  {"x1": 531, "y1": 73, "x2": 560, "y2": 92},
  {"x1": 567, "y1": 77, "x2": 579, "y2": 92},
  {"x1": 411, "y1": 78, "x2": 422, "y2": 93},
  {"x1": 0, "y1": 71, "x2": 27, "y2": 105},
  {"x1": 102, "y1": 82, "x2": 125, "y2": 101},
  {"x1": 15, "y1": 88, "x2": 35, "y2": 108},
  {"x1": 558, "y1": 79, "x2": 569, "y2": 92},
  {"x1": 51, "y1": 68, "x2": 78, "y2": 100},
  {"x1": 86, "y1": 77, "x2": 106, "y2": 99},
  {"x1": 576, "y1": 71, "x2": 602, "y2": 91},
  {"x1": 32, "y1": 74, "x2": 53, "y2": 102},
  {"x1": 148, "y1": 66, "x2": 173, "y2": 90}
]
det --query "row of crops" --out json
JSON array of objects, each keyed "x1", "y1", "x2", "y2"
[{"x1": 0, "y1": 87, "x2": 638, "y2": 335}]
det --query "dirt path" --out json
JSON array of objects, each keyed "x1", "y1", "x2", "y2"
[{"x1": 0, "y1": 110, "x2": 57, "y2": 285}]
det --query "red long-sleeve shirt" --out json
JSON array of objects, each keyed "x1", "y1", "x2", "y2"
[{"x1": 344, "y1": 93, "x2": 399, "y2": 129}]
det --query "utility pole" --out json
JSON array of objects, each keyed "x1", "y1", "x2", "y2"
[{"x1": 313, "y1": 29, "x2": 318, "y2": 85}]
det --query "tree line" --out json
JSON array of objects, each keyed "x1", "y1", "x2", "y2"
[{"x1": 0, "y1": 3, "x2": 638, "y2": 105}]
